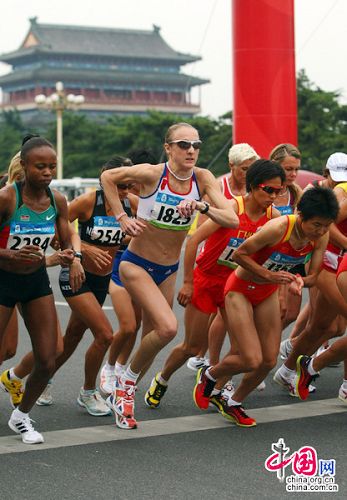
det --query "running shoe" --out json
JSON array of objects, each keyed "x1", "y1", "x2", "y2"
[
  {"x1": 210, "y1": 394, "x2": 256, "y2": 427},
  {"x1": 0, "y1": 369, "x2": 24, "y2": 408},
  {"x1": 107, "y1": 378, "x2": 137, "y2": 430},
  {"x1": 273, "y1": 368, "x2": 295, "y2": 395},
  {"x1": 187, "y1": 356, "x2": 209, "y2": 372},
  {"x1": 294, "y1": 355, "x2": 319, "y2": 400},
  {"x1": 221, "y1": 380, "x2": 235, "y2": 401},
  {"x1": 36, "y1": 382, "x2": 53, "y2": 406},
  {"x1": 8, "y1": 411, "x2": 44, "y2": 444},
  {"x1": 106, "y1": 393, "x2": 137, "y2": 429},
  {"x1": 338, "y1": 385, "x2": 347, "y2": 404},
  {"x1": 257, "y1": 380, "x2": 266, "y2": 391},
  {"x1": 193, "y1": 367, "x2": 216, "y2": 410},
  {"x1": 99, "y1": 364, "x2": 116, "y2": 396},
  {"x1": 77, "y1": 388, "x2": 112, "y2": 416},
  {"x1": 144, "y1": 372, "x2": 167, "y2": 408},
  {"x1": 279, "y1": 338, "x2": 293, "y2": 360}
]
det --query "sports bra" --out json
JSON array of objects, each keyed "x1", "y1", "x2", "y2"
[{"x1": 137, "y1": 163, "x2": 201, "y2": 231}]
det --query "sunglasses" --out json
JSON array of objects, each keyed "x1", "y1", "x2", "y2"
[
  {"x1": 117, "y1": 184, "x2": 134, "y2": 190},
  {"x1": 258, "y1": 183, "x2": 283, "y2": 195},
  {"x1": 168, "y1": 140, "x2": 202, "y2": 150}
]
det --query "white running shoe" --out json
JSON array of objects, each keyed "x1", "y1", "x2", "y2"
[
  {"x1": 257, "y1": 380, "x2": 266, "y2": 391},
  {"x1": 338, "y1": 385, "x2": 347, "y2": 404},
  {"x1": 273, "y1": 368, "x2": 295, "y2": 395},
  {"x1": 36, "y1": 382, "x2": 53, "y2": 406},
  {"x1": 279, "y1": 339, "x2": 293, "y2": 360},
  {"x1": 8, "y1": 412, "x2": 44, "y2": 444},
  {"x1": 221, "y1": 380, "x2": 235, "y2": 402},
  {"x1": 77, "y1": 388, "x2": 112, "y2": 416},
  {"x1": 186, "y1": 357, "x2": 209, "y2": 372},
  {"x1": 99, "y1": 364, "x2": 116, "y2": 396}
]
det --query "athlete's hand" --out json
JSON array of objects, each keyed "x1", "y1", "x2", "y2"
[
  {"x1": 69, "y1": 259, "x2": 85, "y2": 293},
  {"x1": 177, "y1": 199, "x2": 197, "y2": 219},
  {"x1": 120, "y1": 216, "x2": 146, "y2": 237},
  {"x1": 288, "y1": 274, "x2": 304, "y2": 296},
  {"x1": 58, "y1": 248, "x2": 75, "y2": 266},
  {"x1": 177, "y1": 282, "x2": 194, "y2": 307},
  {"x1": 45, "y1": 251, "x2": 61, "y2": 267},
  {"x1": 267, "y1": 270, "x2": 296, "y2": 285},
  {"x1": 13, "y1": 245, "x2": 44, "y2": 263},
  {"x1": 81, "y1": 244, "x2": 112, "y2": 270}
]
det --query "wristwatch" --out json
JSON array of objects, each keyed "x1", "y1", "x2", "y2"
[
  {"x1": 73, "y1": 251, "x2": 83, "y2": 261},
  {"x1": 199, "y1": 201, "x2": 210, "y2": 214}
]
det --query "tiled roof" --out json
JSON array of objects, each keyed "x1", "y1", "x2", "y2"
[
  {"x1": 0, "y1": 66, "x2": 208, "y2": 89},
  {"x1": 0, "y1": 18, "x2": 200, "y2": 64}
]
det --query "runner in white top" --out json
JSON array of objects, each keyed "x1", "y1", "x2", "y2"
[{"x1": 101, "y1": 122, "x2": 239, "y2": 429}]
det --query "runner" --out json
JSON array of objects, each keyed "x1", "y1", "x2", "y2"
[
  {"x1": 274, "y1": 170, "x2": 347, "y2": 395},
  {"x1": 99, "y1": 168, "x2": 140, "y2": 402},
  {"x1": 280, "y1": 152, "x2": 347, "y2": 359},
  {"x1": 52, "y1": 157, "x2": 135, "y2": 417},
  {"x1": 294, "y1": 250, "x2": 347, "y2": 401},
  {"x1": 144, "y1": 159, "x2": 283, "y2": 409},
  {"x1": 270, "y1": 144, "x2": 303, "y2": 328},
  {"x1": 187, "y1": 142, "x2": 258, "y2": 371},
  {"x1": 193, "y1": 186, "x2": 338, "y2": 427},
  {"x1": 101, "y1": 122, "x2": 239, "y2": 429},
  {"x1": 0, "y1": 135, "x2": 75, "y2": 443}
]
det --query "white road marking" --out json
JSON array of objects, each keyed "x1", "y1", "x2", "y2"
[{"x1": 0, "y1": 398, "x2": 346, "y2": 455}]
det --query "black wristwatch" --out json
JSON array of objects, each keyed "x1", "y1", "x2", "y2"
[
  {"x1": 199, "y1": 201, "x2": 210, "y2": 214},
  {"x1": 73, "y1": 251, "x2": 83, "y2": 261}
]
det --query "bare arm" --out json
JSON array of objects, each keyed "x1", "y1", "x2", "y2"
[
  {"x1": 101, "y1": 164, "x2": 156, "y2": 236},
  {"x1": 232, "y1": 218, "x2": 295, "y2": 284},
  {"x1": 304, "y1": 233, "x2": 329, "y2": 287},
  {"x1": 177, "y1": 218, "x2": 224, "y2": 307}
]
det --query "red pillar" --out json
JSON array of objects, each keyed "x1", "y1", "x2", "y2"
[{"x1": 232, "y1": 0, "x2": 297, "y2": 157}]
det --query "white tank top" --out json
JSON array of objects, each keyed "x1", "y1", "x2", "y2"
[{"x1": 137, "y1": 163, "x2": 201, "y2": 231}]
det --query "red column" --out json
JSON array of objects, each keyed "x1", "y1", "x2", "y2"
[{"x1": 232, "y1": 0, "x2": 297, "y2": 157}]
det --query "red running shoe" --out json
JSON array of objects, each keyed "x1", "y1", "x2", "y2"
[
  {"x1": 295, "y1": 355, "x2": 318, "y2": 400},
  {"x1": 210, "y1": 395, "x2": 256, "y2": 428},
  {"x1": 193, "y1": 367, "x2": 216, "y2": 410}
]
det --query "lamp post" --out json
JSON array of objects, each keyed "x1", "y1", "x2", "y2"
[{"x1": 35, "y1": 82, "x2": 85, "y2": 180}]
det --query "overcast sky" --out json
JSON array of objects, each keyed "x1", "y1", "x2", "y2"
[{"x1": 0, "y1": 0, "x2": 345, "y2": 118}]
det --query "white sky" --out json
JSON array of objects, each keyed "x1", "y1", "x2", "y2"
[{"x1": 0, "y1": 0, "x2": 345, "y2": 118}]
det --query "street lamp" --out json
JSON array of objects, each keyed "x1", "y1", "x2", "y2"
[{"x1": 35, "y1": 82, "x2": 85, "y2": 180}]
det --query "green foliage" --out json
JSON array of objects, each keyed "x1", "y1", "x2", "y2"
[
  {"x1": 298, "y1": 69, "x2": 347, "y2": 173},
  {"x1": 1, "y1": 72, "x2": 347, "y2": 177}
]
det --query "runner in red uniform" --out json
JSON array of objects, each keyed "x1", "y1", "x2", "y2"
[{"x1": 193, "y1": 186, "x2": 338, "y2": 427}]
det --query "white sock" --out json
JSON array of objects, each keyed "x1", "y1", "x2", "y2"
[
  {"x1": 115, "y1": 362, "x2": 125, "y2": 377},
  {"x1": 281, "y1": 365, "x2": 296, "y2": 379},
  {"x1": 205, "y1": 368, "x2": 216, "y2": 382},
  {"x1": 105, "y1": 362, "x2": 114, "y2": 372},
  {"x1": 81, "y1": 387, "x2": 95, "y2": 395},
  {"x1": 123, "y1": 366, "x2": 140, "y2": 384},
  {"x1": 9, "y1": 368, "x2": 21, "y2": 381},
  {"x1": 342, "y1": 379, "x2": 347, "y2": 390},
  {"x1": 12, "y1": 408, "x2": 28, "y2": 420},
  {"x1": 211, "y1": 388, "x2": 221, "y2": 396},
  {"x1": 158, "y1": 374, "x2": 168, "y2": 386},
  {"x1": 308, "y1": 359, "x2": 318, "y2": 376},
  {"x1": 228, "y1": 397, "x2": 241, "y2": 407}
]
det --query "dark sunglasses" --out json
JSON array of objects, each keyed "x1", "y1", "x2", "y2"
[
  {"x1": 117, "y1": 184, "x2": 134, "y2": 190},
  {"x1": 258, "y1": 183, "x2": 282, "y2": 195},
  {"x1": 168, "y1": 140, "x2": 202, "y2": 150}
]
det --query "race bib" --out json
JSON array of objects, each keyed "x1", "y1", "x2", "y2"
[
  {"x1": 150, "y1": 193, "x2": 196, "y2": 231},
  {"x1": 7, "y1": 221, "x2": 55, "y2": 253},
  {"x1": 217, "y1": 237, "x2": 244, "y2": 269},
  {"x1": 88, "y1": 216, "x2": 124, "y2": 246},
  {"x1": 262, "y1": 251, "x2": 306, "y2": 273}
]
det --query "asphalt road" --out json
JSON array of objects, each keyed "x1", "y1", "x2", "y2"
[{"x1": 0, "y1": 263, "x2": 346, "y2": 500}]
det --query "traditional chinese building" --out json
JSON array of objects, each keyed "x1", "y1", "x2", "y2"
[{"x1": 0, "y1": 17, "x2": 209, "y2": 121}]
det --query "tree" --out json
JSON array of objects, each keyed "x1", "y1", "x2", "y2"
[{"x1": 297, "y1": 69, "x2": 347, "y2": 173}]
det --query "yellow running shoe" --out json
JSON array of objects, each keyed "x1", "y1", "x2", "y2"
[
  {"x1": 144, "y1": 372, "x2": 168, "y2": 408},
  {"x1": 0, "y1": 369, "x2": 24, "y2": 408}
]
